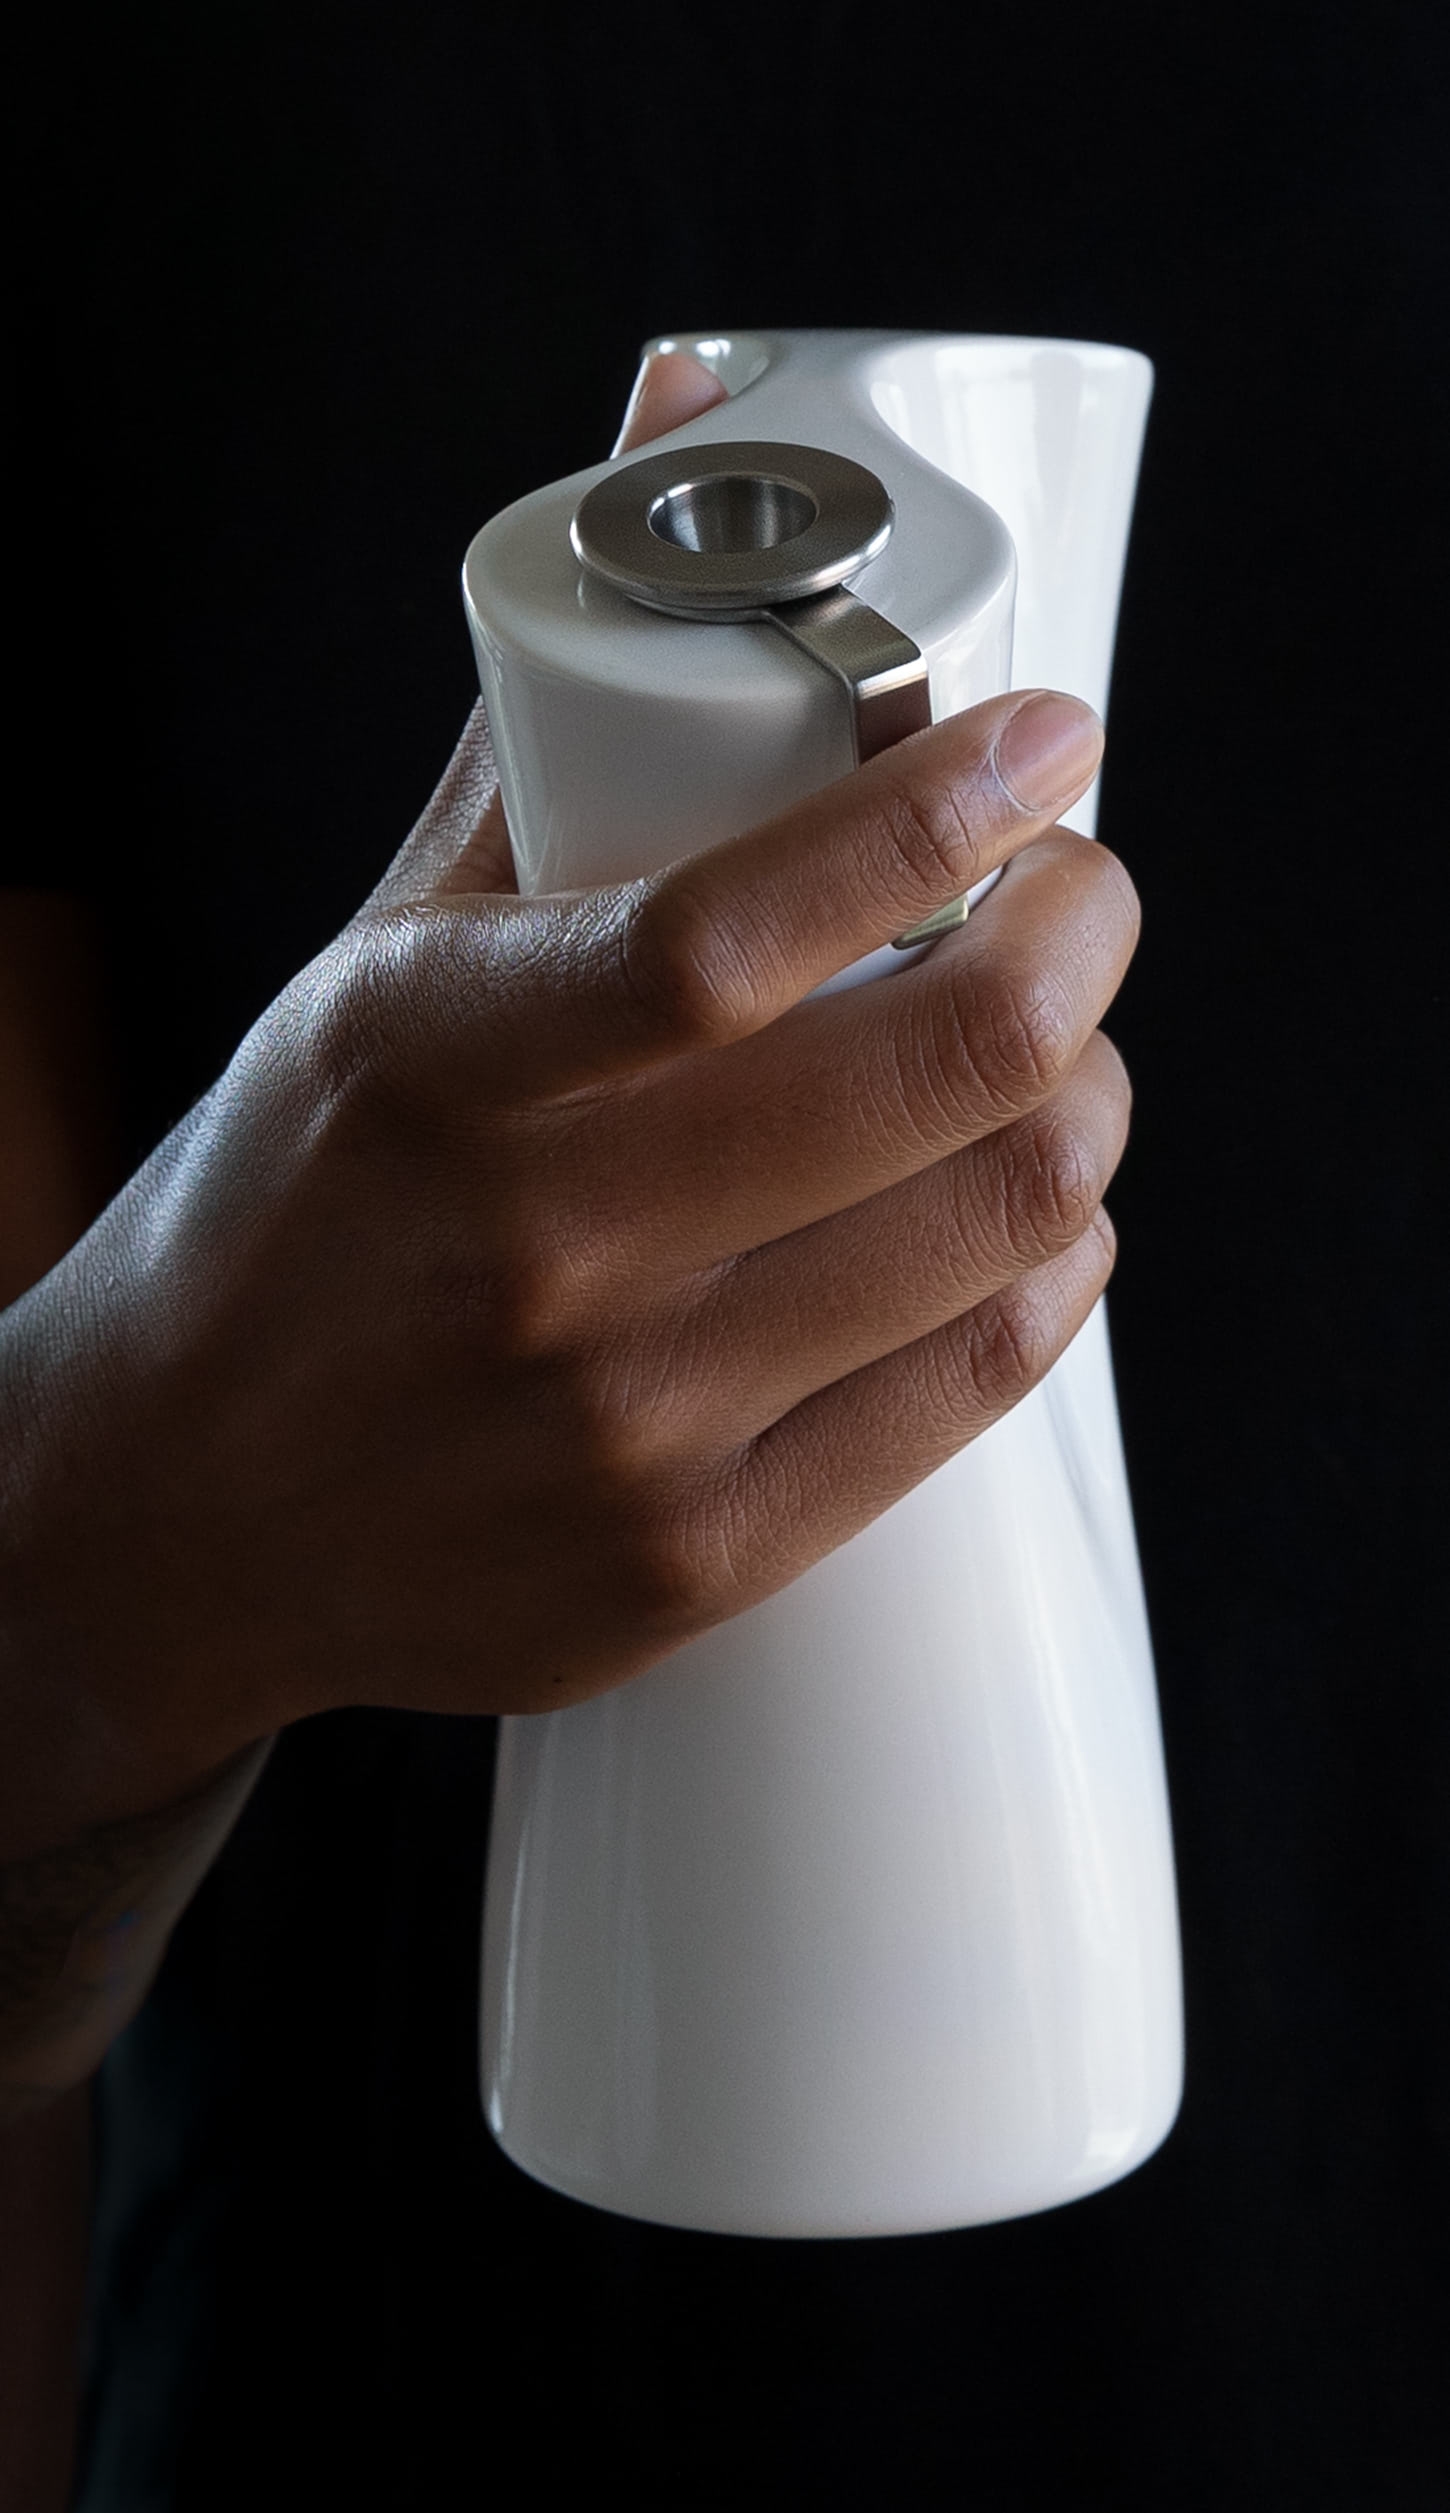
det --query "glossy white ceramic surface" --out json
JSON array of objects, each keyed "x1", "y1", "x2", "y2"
[{"x1": 466, "y1": 331, "x2": 1181, "y2": 2235}]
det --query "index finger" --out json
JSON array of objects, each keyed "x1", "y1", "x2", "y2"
[
  {"x1": 582, "y1": 687, "x2": 1103, "y2": 1081},
  {"x1": 395, "y1": 687, "x2": 1103, "y2": 1103}
]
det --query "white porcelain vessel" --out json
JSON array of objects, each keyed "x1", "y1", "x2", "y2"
[{"x1": 463, "y1": 330, "x2": 1182, "y2": 2237}]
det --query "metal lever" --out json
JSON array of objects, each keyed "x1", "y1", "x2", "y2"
[{"x1": 570, "y1": 440, "x2": 967, "y2": 948}]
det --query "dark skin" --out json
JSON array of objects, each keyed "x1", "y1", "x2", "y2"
[
  {"x1": 0, "y1": 353, "x2": 1138, "y2": 2495},
  {"x1": 2, "y1": 346, "x2": 1135, "y2": 2033},
  {"x1": 2, "y1": 689, "x2": 1129, "y2": 1834}
]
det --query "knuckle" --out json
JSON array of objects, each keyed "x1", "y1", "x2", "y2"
[
  {"x1": 298, "y1": 940, "x2": 395, "y2": 1106},
  {"x1": 577, "y1": 1356, "x2": 672, "y2": 1482},
  {"x1": 1011, "y1": 1108, "x2": 1103, "y2": 1254},
  {"x1": 619, "y1": 884, "x2": 760, "y2": 1051},
  {"x1": 620, "y1": 1488, "x2": 736, "y2": 1632},
  {"x1": 293, "y1": 915, "x2": 450, "y2": 1121},
  {"x1": 875, "y1": 769, "x2": 977, "y2": 909},
  {"x1": 967, "y1": 965, "x2": 1078, "y2": 1111},
  {"x1": 961, "y1": 1282, "x2": 1056, "y2": 1414},
  {"x1": 482, "y1": 1255, "x2": 575, "y2": 1366},
  {"x1": 475, "y1": 1220, "x2": 592, "y2": 1365}
]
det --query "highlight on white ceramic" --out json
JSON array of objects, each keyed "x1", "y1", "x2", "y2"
[{"x1": 463, "y1": 331, "x2": 1182, "y2": 2237}]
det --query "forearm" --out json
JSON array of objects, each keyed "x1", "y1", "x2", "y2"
[
  {"x1": 0, "y1": 1734, "x2": 272, "y2": 2121},
  {"x1": 2, "y1": 896, "x2": 272, "y2": 2112},
  {"x1": 0, "y1": 890, "x2": 249, "y2": 2498}
]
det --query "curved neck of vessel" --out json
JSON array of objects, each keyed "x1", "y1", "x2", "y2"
[
  {"x1": 656, "y1": 330, "x2": 1154, "y2": 841},
  {"x1": 861, "y1": 334, "x2": 1153, "y2": 837}
]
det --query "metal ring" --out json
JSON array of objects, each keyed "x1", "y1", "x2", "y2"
[{"x1": 571, "y1": 440, "x2": 895, "y2": 619}]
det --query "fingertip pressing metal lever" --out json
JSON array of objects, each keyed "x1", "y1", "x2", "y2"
[
  {"x1": 767, "y1": 590, "x2": 965, "y2": 947},
  {"x1": 570, "y1": 441, "x2": 968, "y2": 949}
]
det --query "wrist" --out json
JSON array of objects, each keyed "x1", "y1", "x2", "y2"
[
  {"x1": 1, "y1": 1248, "x2": 281, "y2": 1861},
  {"x1": 0, "y1": 1734, "x2": 275, "y2": 2117}
]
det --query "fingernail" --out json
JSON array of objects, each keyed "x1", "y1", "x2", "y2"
[{"x1": 994, "y1": 693, "x2": 1103, "y2": 814}]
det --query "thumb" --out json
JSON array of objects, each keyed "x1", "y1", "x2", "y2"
[{"x1": 613, "y1": 346, "x2": 730, "y2": 453}]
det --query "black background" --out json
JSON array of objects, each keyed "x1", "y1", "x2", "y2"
[{"x1": 19, "y1": 2, "x2": 1447, "y2": 2505}]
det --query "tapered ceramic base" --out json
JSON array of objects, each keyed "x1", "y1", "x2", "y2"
[{"x1": 470, "y1": 331, "x2": 1180, "y2": 2236}]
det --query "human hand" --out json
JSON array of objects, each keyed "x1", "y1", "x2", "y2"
[{"x1": 2, "y1": 356, "x2": 1137, "y2": 1845}]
